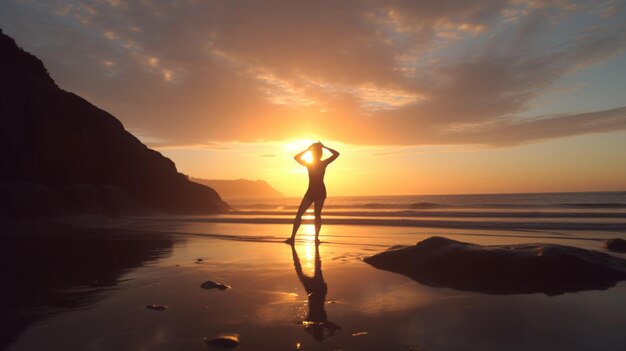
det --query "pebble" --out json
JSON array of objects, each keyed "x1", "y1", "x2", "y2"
[
  {"x1": 203, "y1": 334, "x2": 239, "y2": 348},
  {"x1": 201, "y1": 280, "x2": 231, "y2": 290},
  {"x1": 146, "y1": 304, "x2": 167, "y2": 310}
]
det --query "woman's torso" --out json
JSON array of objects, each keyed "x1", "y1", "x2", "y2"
[{"x1": 306, "y1": 162, "x2": 327, "y2": 193}]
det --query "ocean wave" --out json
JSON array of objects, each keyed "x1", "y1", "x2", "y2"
[
  {"x1": 233, "y1": 202, "x2": 448, "y2": 210},
  {"x1": 228, "y1": 210, "x2": 626, "y2": 218},
  {"x1": 177, "y1": 216, "x2": 626, "y2": 231},
  {"x1": 560, "y1": 203, "x2": 626, "y2": 209},
  {"x1": 359, "y1": 202, "x2": 448, "y2": 209},
  {"x1": 233, "y1": 202, "x2": 626, "y2": 211}
]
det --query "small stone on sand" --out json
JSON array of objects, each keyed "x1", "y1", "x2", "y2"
[
  {"x1": 146, "y1": 304, "x2": 167, "y2": 310},
  {"x1": 201, "y1": 280, "x2": 231, "y2": 290},
  {"x1": 203, "y1": 334, "x2": 239, "y2": 348},
  {"x1": 352, "y1": 331, "x2": 368, "y2": 336}
]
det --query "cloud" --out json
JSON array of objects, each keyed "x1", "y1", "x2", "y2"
[
  {"x1": 443, "y1": 106, "x2": 626, "y2": 146},
  {"x1": 1, "y1": 0, "x2": 625, "y2": 146}
]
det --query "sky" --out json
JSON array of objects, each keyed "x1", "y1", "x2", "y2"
[{"x1": 1, "y1": 0, "x2": 626, "y2": 196}]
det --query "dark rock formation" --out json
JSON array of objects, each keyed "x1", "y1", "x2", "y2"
[
  {"x1": 0, "y1": 29, "x2": 228, "y2": 215},
  {"x1": 191, "y1": 178, "x2": 283, "y2": 199},
  {"x1": 364, "y1": 236, "x2": 626, "y2": 295},
  {"x1": 605, "y1": 238, "x2": 626, "y2": 253}
]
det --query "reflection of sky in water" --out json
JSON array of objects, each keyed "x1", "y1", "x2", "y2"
[{"x1": 7, "y1": 222, "x2": 626, "y2": 351}]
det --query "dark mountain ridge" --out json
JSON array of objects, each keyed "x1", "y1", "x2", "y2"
[{"x1": 0, "y1": 29, "x2": 228, "y2": 215}]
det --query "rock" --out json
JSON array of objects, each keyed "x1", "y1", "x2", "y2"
[
  {"x1": 352, "y1": 331, "x2": 368, "y2": 336},
  {"x1": 61, "y1": 183, "x2": 141, "y2": 215},
  {"x1": 201, "y1": 281, "x2": 231, "y2": 290},
  {"x1": 203, "y1": 334, "x2": 239, "y2": 348},
  {"x1": 605, "y1": 238, "x2": 626, "y2": 253},
  {"x1": 0, "y1": 29, "x2": 229, "y2": 215},
  {"x1": 364, "y1": 236, "x2": 626, "y2": 295},
  {"x1": 0, "y1": 182, "x2": 65, "y2": 217},
  {"x1": 146, "y1": 304, "x2": 168, "y2": 310}
]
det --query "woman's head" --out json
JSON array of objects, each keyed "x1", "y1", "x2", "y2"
[{"x1": 310, "y1": 143, "x2": 323, "y2": 161}]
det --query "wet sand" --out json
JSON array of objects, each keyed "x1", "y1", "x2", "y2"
[{"x1": 3, "y1": 217, "x2": 626, "y2": 350}]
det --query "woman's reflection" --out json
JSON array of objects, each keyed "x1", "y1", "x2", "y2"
[{"x1": 290, "y1": 242, "x2": 341, "y2": 341}]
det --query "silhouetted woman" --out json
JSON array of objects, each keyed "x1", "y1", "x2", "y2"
[{"x1": 286, "y1": 142, "x2": 339, "y2": 243}]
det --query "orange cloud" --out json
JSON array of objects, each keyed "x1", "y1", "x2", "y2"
[{"x1": 2, "y1": 0, "x2": 625, "y2": 147}]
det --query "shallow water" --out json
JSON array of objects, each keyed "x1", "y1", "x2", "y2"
[
  {"x1": 222, "y1": 192, "x2": 626, "y2": 232},
  {"x1": 4, "y1": 217, "x2": 626, "y2": 351}
]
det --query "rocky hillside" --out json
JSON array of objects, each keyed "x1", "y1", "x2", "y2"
[{"x1": 0, "y1": 29, "x2": 228, "y2": 216}]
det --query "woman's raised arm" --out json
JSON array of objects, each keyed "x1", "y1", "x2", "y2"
[
  {"x1": 294, "y1": 144, "x2": 313, "y2": 166},
  {"x1": 321, "y1": 143, "x2": 340, "y2": 164}
]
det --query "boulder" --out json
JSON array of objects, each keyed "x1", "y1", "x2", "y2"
[
  {"x1": 364, "y1": 236, "x2": 626, "y2": 295},
  {"x1": 604, "y1": 238, "x2": 626, "y2": 253}
]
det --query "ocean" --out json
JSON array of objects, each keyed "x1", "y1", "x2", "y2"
[{"x1": 218, "y1": 191, "x2": 626, "y2": 232}]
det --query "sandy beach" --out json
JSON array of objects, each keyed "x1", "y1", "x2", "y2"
[{"x1": 4, "y1": 214, "x2": 626, "y2": 351}]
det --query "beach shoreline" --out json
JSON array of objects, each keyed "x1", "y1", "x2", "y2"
[{"x1": 3, "y1": 215, "x2": 626, "y2": 350}]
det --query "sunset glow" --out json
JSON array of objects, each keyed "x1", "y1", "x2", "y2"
[
  {"x1": 158, "y1": 134, "x2": 626, "y2": 196},
  {"x1": 2, "y1": 1, "x2": 625, "y2": 195}
]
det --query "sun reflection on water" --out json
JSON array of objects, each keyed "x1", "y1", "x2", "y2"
[
  {"x1": 302, "y1": 223, "x2": 315, "y2": 239},
  {"x1": 302, "y1": 209, "x2": 314, "y2": 220},
  {"x1": 300, "y1": 225, "x2": 316, "y2": 275}
]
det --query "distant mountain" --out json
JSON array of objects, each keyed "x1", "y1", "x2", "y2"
[
  {"x1": 0, "y1": 29, "x2": 228, "y2": 216},
  {"x1": 191, "y1": 178, "x2": 283, "y2": 199}
]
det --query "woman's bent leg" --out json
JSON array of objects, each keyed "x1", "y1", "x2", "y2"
[{"x1": 288, "y1": 197, "x2": 313, "y2": 242}]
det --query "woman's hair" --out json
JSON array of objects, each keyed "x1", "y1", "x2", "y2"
[{"x1": 311, "y1": 143, "x2": 323, "y2": 160}]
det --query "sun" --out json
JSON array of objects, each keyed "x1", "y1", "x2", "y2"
[
  {"x1": 283, "y1": 139, "x2": 316, "y2": 164},
  {"x1": 301, "y1": 151, "x2": 313, "y2": 164}
]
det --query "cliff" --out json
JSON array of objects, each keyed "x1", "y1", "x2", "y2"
[{"x1": 0, "y1": 29, "x2": 228, "y2": 215}]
